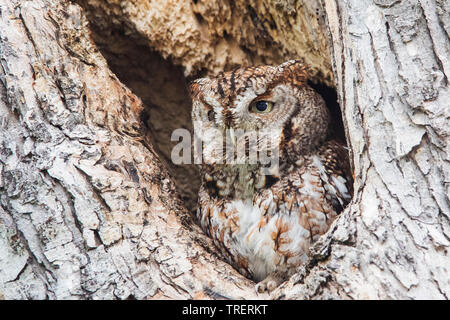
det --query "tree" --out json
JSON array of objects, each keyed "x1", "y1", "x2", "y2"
[{"x1": 0, "y1": 0, "x2": 448, "y2": 299}]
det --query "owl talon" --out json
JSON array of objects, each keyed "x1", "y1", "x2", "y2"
[{"x1": 255, "y1": 273, "x2": 285, "y2": 293}]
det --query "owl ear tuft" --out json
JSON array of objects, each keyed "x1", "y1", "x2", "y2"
[
  {"x1": 188, "y1": 81, "x2": 201, "y2": 99},
  {"x1": 188, "y1": 78, "x2": 210, "y2": 99},
  {"x1": 277, "y1": 60, "x2": 310, "y2": 87}
]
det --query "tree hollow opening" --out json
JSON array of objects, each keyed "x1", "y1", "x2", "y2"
[{"x1": 81, "y1": 10, "x2": 353, "y2": 219}]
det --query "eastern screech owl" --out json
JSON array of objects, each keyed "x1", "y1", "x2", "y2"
[{"x1": 189, "y1": 60, "x2": 352, "y2": 292}]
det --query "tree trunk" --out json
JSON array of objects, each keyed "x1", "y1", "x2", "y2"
[
  {"x1": 272, "y1": 0, "x2": 450, "y2": 299},
  {"x1": 0, "y1": 0, "x2": 258, "y2": 299},
  {"x1": 0, "y1": 0, "x2": 448, "y2": 300}
]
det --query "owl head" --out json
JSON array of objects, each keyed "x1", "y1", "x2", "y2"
[{"x1": 189, "y1": 60, "x2": 330, "y2": 167}]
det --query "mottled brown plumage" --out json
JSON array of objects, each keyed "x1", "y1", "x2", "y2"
[{"x1": 190, "y1": 60, "x2": 352, "y2": 292}]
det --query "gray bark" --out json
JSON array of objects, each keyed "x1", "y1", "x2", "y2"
[
  {"x1": 0, "y1": 0, "x2": 449, "y2": 300},
  {"x1": 273, "y1": 0, "x2": 450, "y2": 299},
  {"x1": 0, "y1": 0, "x2": 258, "y2": 300}
]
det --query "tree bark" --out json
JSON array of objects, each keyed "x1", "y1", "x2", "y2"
[
  {"x1": 274, "y1": 0, "x2": 450, "y2": 299},
  {"x1": 0, "y1": 0, "x2": 448, "y2": 300},
  {"x1": 0, "y1": 0, "x2": 258, "y2": 299}
]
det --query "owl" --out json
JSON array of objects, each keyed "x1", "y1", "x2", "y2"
[{"x1": 189, "y1": 60, "x2": 352, "y2": 293}]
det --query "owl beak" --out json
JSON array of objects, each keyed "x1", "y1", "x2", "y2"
[{"x1": 229, "y1": 127, "x2": 237, "y2": 148}]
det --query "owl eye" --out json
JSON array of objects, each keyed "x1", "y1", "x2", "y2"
[
  {"x1": 207, "y1": 110, "x2": 216, "y2": 121},
  {"x1": 250, "y1": 100, "x2": 274, "y2": 114}
]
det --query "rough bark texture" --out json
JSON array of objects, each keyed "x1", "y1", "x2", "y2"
[
  {"x1": 0, "y1": 0, "x2": 259, "y2": 299},
  {"x1": 273, "y1": 0, "x2": 450, "y2": 299},
  {"x1": 0, "y1": 0, "x2": 449, "y2": 300},
  {"x1": 75, "y1": 0, "x2": 333, "y2": 82}
]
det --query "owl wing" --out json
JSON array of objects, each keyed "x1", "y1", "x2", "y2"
[{"x1": 315, "y1": 140, "x2": 352, "y2": 213}]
